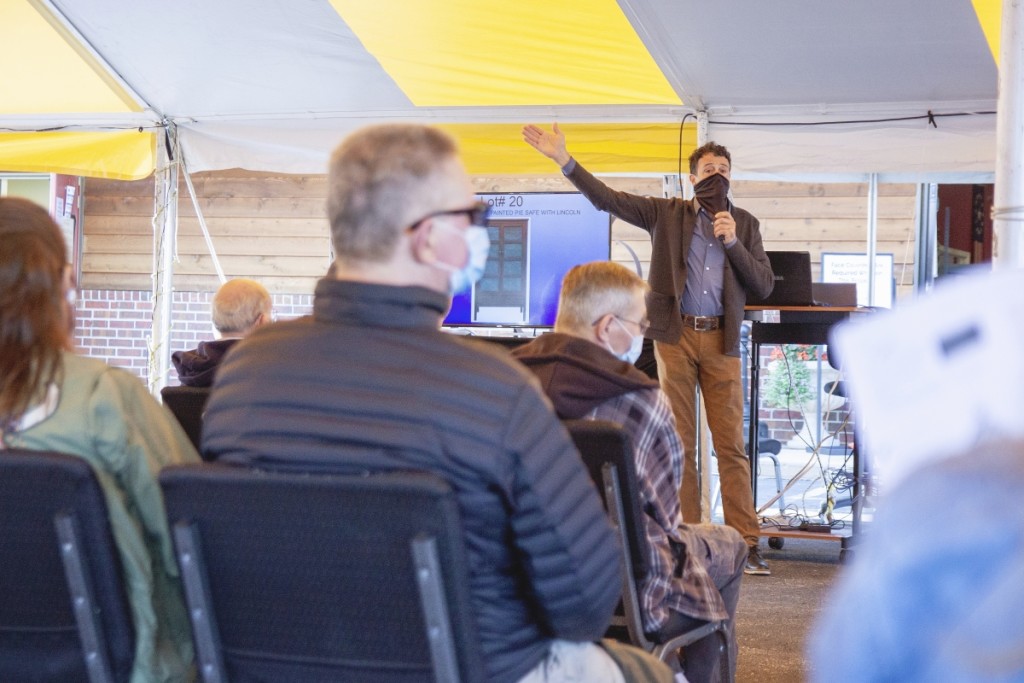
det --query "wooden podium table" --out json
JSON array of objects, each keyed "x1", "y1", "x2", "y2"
[{"x1": 745, "y1": 305, "x2": 864, "y2": 559}]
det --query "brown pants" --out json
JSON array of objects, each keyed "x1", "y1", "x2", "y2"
[{"x1": 655, "y1": 328, "x2": 759, "y2": 547}]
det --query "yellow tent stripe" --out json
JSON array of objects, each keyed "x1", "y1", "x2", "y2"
[
  {"x1": 330, "y1": 0, "x2": 680, "y2": 107},
  {"x1": 0, "y1": 131, "x2": 156, "y2": 180},
  {"x1": 972, "y1": 0, "x2": 1001, "y2": 65},
  {"x1": 24, "y1": 0, "x2": 142, "y2": 112},
  {"x1": 439, "y1": 123, "x2": 697, "y2": 175},
  {"x1": 0, "y1": 1, "x2": 140, "y2": 114}
]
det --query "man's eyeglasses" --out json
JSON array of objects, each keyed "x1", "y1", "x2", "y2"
[
  {"x1": 615, "y1": 316, "x2": 650, "y2": 335},
  {"x1": 591, "y1": 315, "x2": 651, "y2": 335},
  {"x1": 407, "y1": 200, "x2": 490, "y2": 232}
]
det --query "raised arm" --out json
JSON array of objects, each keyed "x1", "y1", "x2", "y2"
[
  {"x1": 522, "y1": 123, "x2": 571, "y2": 168},
  {"x1": 523, "y1": 123, "x2": 664, "y2": 233}
]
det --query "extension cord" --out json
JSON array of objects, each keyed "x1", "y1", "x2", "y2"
[{"x1": 798, "y1": 522, "x2": 832, "y2": 533}]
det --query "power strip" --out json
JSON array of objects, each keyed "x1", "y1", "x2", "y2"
[{"x1": 798, "y1": 522, "x2": 832, "y2": 533}]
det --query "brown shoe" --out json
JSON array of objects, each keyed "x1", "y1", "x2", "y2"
[{"x1": 744, "y1": 545, "x2": 771, "y2": 576}]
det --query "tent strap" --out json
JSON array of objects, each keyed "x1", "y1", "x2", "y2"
[{"x1": 181, "y1": 153, "x2": 227, "y2": 284}]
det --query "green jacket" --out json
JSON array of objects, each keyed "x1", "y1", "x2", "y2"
[{"x1": 6, "y1": 352, "x2": 199, "y2": 682}]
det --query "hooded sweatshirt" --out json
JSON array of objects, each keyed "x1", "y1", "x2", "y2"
[
  {"x1": 510, "y1": 332, "x2": 657, "y2": 418},
  {"x1": 171, "y1": 338, "x2": 240, "y2": 388},
  {"x1": 512, "y1": 331, "x2": 734, "y2": 631}
]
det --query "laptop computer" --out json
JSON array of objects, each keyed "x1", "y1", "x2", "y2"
[
  {"x1": 811, "y1": 282, "x2": 858, "y2": 307},
  {"x1": 748, "y1": 251, "x2": 815, "y2": 306}
]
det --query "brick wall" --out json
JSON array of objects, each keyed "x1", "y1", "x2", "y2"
[
  {"x1": 749, "y1": 337, "x2": 856, "y2": 450},
  {"x1": 74, "y1": 289, "x2": 313, "y2": 386},
  {"x1": 74, "y1": 289, "x2": 152, "y2": 376},
  {"x1": 759, "y1": 407, "x2": 854, "y2": 450}
]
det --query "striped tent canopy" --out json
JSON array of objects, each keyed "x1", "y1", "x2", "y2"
[{"x1": 0, "y1": 0, "x2": 1001, "y2": 181}]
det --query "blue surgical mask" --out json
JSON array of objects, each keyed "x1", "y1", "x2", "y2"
[
  {"x1": 609, "y1": 317, "x2": 644, "y2": 365},
  {"x1": 437, "y1": 225, "x2": 491, "y2": 294}
]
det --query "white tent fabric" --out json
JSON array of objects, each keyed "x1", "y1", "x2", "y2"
[
  {"x1": 621, "y1": 0, "x2": 998, "y2": 180},
  {"x1": 0, "y1": 0, "x2": 1001, "y2": 181}
]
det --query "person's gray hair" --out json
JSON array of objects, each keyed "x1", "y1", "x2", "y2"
[
  {"x1": 211, "y1": 278, "x2": 272, "y2": 335},
  {"x1": 554, "y1": 261, "x2": 648, "y2": 334},
  {"x1": 326, "y1": 124, "x2": 459, "y2": 265}
]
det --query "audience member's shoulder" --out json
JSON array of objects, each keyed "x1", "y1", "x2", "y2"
[
  {"x1": 63, "y1": 352, "x2": 132, "y2": 383},
  {"x1": 229, "y1": 315, "x2": 313, "y2": 349},
  {"x1": 257, "y1": 315, "x2": 314, "y2": 334},
  {"x1": 62, "y1": 352, "x2": 153, "y2": 401},
  {"x1": 445, "y1": 334, "x2": 539, "y2": 382},
  {"x1": 909, "y1": 439, "x2": 1024, "y2": 495},
  {"x1": 617, "y1": 385, "x2": 672, "y2": 421},
  {"x1": 639, "y1": 384, "x2": 669, "y2": 405}
]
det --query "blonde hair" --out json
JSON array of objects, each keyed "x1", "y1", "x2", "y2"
[
  {"x1": 326, "y1": 124, "x2": 460, "y2": 265},
  {"x1": 554, "y1": 261, "x2": 648, "y2": 334},
  {"x1": 211, "y1": 278, "x2": 272, "y2": 334}
]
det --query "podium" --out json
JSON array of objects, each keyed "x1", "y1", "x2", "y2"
[{"x1": 746, "y1": 306, "x2": 864, "y2": 560}]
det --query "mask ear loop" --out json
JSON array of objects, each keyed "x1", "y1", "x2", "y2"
[
  {"x1": 409, "y1": 216, "x2": 443, "y2": 268},
  {"x1": 607, "y1": 316, "x2": 633, "y2": 358}
]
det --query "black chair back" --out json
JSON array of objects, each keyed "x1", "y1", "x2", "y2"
[
  {"x1": 160, "y1": 386, "x2": 211, "y2": 454},
  {"x1": 564, "y1": 419, "x2": 726, "y2": 663},
  {"x1": 564, "y1": 419, "x2": 648, "y2": 581},
  {"x1": 159, "y1": 463, "x2": 485, "y2": 683},
  {"x1": 0, "y1": 449, "x2": 135, "y2": 683}
]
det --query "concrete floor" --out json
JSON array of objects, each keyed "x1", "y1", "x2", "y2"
[{"x1": 734, "y1": 537, "x2": 841, "y2": 683}]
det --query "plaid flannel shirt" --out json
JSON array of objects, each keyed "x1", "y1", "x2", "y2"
[{"x1": 590, "y1": 387, "x2": 730, "y2": 630}]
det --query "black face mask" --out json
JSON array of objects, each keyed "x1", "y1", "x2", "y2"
[{"x1": 693, "y1": 172, "x2": 730, "y2": 215}]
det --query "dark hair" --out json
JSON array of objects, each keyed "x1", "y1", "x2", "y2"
[
  {"x1": 0, "y1": 198, "x2": 69, "y2": 429},
  {"x1": 688, "y1": 141, "x2": 732, "y2": 175}
]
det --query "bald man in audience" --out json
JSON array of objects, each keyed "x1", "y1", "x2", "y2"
[{"x1": 172, "y1": 278, "x2": 272, "y2": 387}]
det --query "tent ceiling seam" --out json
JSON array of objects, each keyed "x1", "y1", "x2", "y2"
[{"x1": 35, "y1": 0, "x2": 162, "y2": 119}]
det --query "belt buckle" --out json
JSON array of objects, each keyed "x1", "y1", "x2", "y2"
[{"x1": 688, "y1": 315, "x2": 717, "y2": 331}]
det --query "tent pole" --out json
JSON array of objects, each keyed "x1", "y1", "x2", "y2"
[
  {"x1": 866, "y1": 173, "x2": 878, "y2": 305},
  {"x1": 149, "y1": 124, "x2": 178, "y2": 396},
  {"x1": 995, "y1": 0, "x2": 1024, "y2": 268},
  {"x1": 914, "y1": 183, "x2": 939, "y2": 292},
  {"x1": 694, "y1": 109, "x2": 713, "y2": 521}
]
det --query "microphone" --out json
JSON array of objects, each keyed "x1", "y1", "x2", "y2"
[{"x1": 718, "y1": 234, "x2": 726, "y2": 243}]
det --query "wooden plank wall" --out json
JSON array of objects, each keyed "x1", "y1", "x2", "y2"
[
  {"x1": 82, "y1": 171, "x2": 332, "y2": 294},
  {"x1": 742, "y1": 181, "x2": 919, "y2": 301},
  {"x1": 83, "y1": 171, "x2": 918, "y2": 300}
]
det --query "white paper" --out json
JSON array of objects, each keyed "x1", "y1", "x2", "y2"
[{"x1": 830, "y1": 267, "x2": 1024, "y2": 490}]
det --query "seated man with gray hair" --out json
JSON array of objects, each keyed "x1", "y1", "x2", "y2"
[
  {"x1": 172, "y1": 277, "x2": 272, "y2": 387},
  {"x1": 512, "y1": 261, "x2": 748, "y2": 683}
]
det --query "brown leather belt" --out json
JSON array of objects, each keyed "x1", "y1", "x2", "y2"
[{"x1": 681, "y1": 314, "x2": 724, "y2": 332}]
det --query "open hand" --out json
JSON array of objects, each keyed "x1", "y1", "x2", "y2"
[{"x1": 522, "y1": 123, "x2": 570, "y2": 166}]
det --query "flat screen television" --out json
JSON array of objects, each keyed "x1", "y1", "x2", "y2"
[{"x1": 443, "y1": 192, "x2": 611, "y2": 328}]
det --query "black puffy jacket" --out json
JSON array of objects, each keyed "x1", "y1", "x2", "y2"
[{"x1": 203, "y1": 279, "x2": 621, "y2": 683}]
